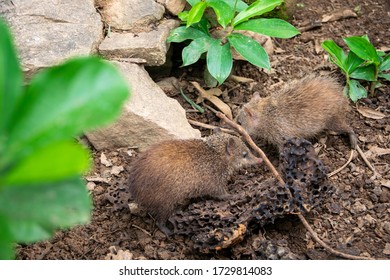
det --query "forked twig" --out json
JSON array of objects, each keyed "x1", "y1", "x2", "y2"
[
  {"x1": 188, "y1": 119, "x2": 236, "y2": 135},
  {"x1": 215, "y1": 111, "x2": 374, "y2": 260}
]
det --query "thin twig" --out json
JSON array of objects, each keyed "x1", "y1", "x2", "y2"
[
  {"x1": 327, "y1": 149, "x2": 354, "y2": 177},
  {"x1": 188, "y1": 119, "x2": 236, "y2": 135},
  {"x1": 215, "y1": 111, "x2": 374, "y2": 260},
  {"x1": 132, "y1": 224, "x2": 152, "y2": 237},
  {"x1": 356, "y1": 145, "x2": 380, "y2": 178}
]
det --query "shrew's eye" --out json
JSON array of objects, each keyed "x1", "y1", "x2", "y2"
[{"x1": 242, "y1": 151, "x2": 248, "y2": 158}]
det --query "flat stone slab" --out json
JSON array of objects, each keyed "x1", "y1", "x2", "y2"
[
  {"x1": 99, "y1": 19, "x2": 179, "y2": 66},
  {"x1": 0, "y1": 0, "x2": 102, "y2": 74}
]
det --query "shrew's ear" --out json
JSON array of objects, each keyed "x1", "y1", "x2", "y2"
[{"x1": 225, "y1": 137, "x2": 238, "y2": 156}]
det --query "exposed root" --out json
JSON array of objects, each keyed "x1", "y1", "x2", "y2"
[
  {"x1": 188, "y1": 119, "x2": 236, "y2": 135},
  {"x1": 356, "y1": 144, "x2": 381, "y2": 179},
  {"x1": 327, "y1": 149, "x2": 354, "y2": 177},
  {"x1": 216, "y1": 111, "x2": 374, "y2": 260}
]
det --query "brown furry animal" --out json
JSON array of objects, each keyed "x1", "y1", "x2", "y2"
[
  {"x1": 236, "y1": 76, "x2": 357, "y2": 150},
  {"x1": 127, "y1": 132, "x2": 262, "y2": 235}
]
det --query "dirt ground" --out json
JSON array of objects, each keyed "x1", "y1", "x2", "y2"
[{"x1": 17, "y1": 0, "x2": 389, "y2": 260}]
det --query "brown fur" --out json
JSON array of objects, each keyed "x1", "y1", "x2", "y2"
[
  {"x1": 236, "y1": 76, "x2": 357, "y2": 149},
  {"x1": 127, "y1": 133, "x2": 261, "y2": 232}
]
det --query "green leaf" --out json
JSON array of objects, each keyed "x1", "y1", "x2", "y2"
[
  {"x1": 182, "y1": 37, "x2": 213, "y2": 66},
  {"x1": 0, "y1": 177, "x2": 91, "y2": 243},
  {"x1": 167, "y1": 26, "x2": 208, "y2": 42},
  {"x1": 206, "y1": 39, "x2": 233, "y2": 85},
  {"x1": 350, "y1": 64, "x2": 377, "y2": 81},
  {"x1": 187, "y1": 1, "x2": 207, "y2": 27},
  {"x1": 0, "y1": 19, "x2": 23, "y2": 135},
  {"x1": 187, "y1": 0, "x2": 202, "y2": 6},
  {"x1": 178, "y1": 11, "x2": 189, "y2": 22},
  {"x1": 345, "y1": 51, "x2": 364, "y2": 74},
  {"x1": 1, "y1": 141, "x2": 90, "y2": 186},
  {"x1": 228, "y1": 33, "x2": 270, "y2": 69},
  {"x1": 348, "y1": 79, "x2": 367, "y2": 102},
  {"x1": 6, "y1": 57, "x2": 129, "y2": 162},
  {"x1": 379, "y1": 73, "x2": 390, "y2": 81},
  {"x1": 232, "y1": 0, "x2": 283, "y2": 26},
  {"x1": 379, "y1": 53, "x2": 390, "y2": 71},
  {"x1": 224, "y1": 0, "x2": 248, "y2": 11},
  {"x1": 344, "y1": 36, "x2": 380, "y2": 65},
  {"x1": 322, "y1": 40, "x2": 348, "y2": 73},
  {"x1": 207, "y1": 0, "x2": 235, "y2": 28},
  {"x1": 192, "y1": 18, "x2": 211, "y2": 35},
  {"x1": 0, "y1": 214, "x2": 14, "y2": 259},
  {"x1": 234, "y1": 18, "x2": 299, "y2": 38}
]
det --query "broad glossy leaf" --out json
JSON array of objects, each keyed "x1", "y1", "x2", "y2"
[
  {"x1": 235, "y1": 18, "x2": 299, "y2": 38},
  {"x1": 345, "y1": 51, "x2": 364, "y2": 74},
  {"x1": 348, "y1": 79, "x2": 367, "y2": 102},
  {"x1": 0, "y1": 177, "x2": 91, "y2": 243},
  {"x1": 350, "y1": 64, "x2": 377, "y2": 81},
  {"x1": 208, "y1": 0, "x2": 235, "y2": 28},
  {"x1": 379, "y1": 73, "x2": 390, "y2": 81},
  {"x1": 206, "y1": 39, "x2": 233, "y2": 85},
  {"x1": 228, "y1": 33, "x2": 270, "y2": 69},
  {"x1": 2, "y1": 141, "x2": 90, "y2": 186},
  {"x1": 7, "y1": 57, "x2": 129, "y2": 161},
  {"x1": 232, "y1": 0, "x2": 283, "y2": 26},
  {"x1": 344, "y1": 36, "x2": 380, "y2": 65},
  {"x1": 167, "y1": 26, "x2": 208, "y2": 42},
  {"x1": 322, "y1": 40, "x2": 348, "y2": 73},
  {"x1": 224, "y1": 0, "x2": 248, "y2": 12},
  {"x1": 187, "y1": 1, "x2": 207, "y2": 27},
  {"x1": 182, "y1": 37, "x2": 213, "y2": 66},
  {"x1": 0, "y1": 214, "x2": 14, "y2": 259},
  {"x1": 379, "y1": 53, "x2": 390, "y2": 71},
  {"x1": 0, "y1": 19, "x2": 23, "y2": 135}
]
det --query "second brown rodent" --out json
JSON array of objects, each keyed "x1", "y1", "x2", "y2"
[
  {"x1": 236, "y1": 76, "x2": 357, "y2": 150},
  {"x1": 127, "y1": 132, "x2": 262, "y2": 235}
]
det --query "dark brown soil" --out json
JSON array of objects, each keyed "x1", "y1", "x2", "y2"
[{"x1": 17, "y1": 0, "x2": 390, "y2": 260}]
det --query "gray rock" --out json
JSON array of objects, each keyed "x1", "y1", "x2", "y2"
[
  {"x1": 0, "y1": 0, "x2": 102, "y2": 74},
  {"x1": 157, "y1": 0, "x2": 187, "y2": 15},
  {"x1": 85, "y1": 62, "x2": 200, "y2": 151},
  {"x1": 99, "y1": 19, "x2": 179, "y2": 66},
  {"x1": 96, "y1": 0, "x2": 164, "y2": 31}
]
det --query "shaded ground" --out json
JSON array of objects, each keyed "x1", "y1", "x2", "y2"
[{"x1": 17, "y1": 0, "x2": 389, "y2": 260}]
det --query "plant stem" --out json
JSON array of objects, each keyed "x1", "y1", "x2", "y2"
[{"x1": 369, "y1": 65, "x2": 379, "y2": 96}]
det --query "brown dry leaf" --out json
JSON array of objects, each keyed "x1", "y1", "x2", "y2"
[
  {"x1": 191, "y1": 81, "x2": 233, "y2": 120},
  {"x1": 229, "y1": 74, "x2": 255, "y2": 83},
  {"x1": 381, "y1": 180, "x2": 390, "y2": 189},
  {"x1": 321, "y1": 9, "x2": 357, "y2": 23},
  {"x1": 356, "y1": 106, "x2": 387, "y2": 120}
]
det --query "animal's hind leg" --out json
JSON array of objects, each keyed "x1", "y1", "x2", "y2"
[{"x1": 329, "y1": 119, "x2": 357, "y2": 149}]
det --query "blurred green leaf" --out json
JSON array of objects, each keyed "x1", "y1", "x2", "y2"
[
  {"x1": 182, "y1": 37, "x2": 213, "y2": 66},
  {"x1": 187, "y1": 1, "x2": 207, "y2": 27},
  {"x1": 322, "y1": 40, "x2": 348, "y2": 73},
  {"x1": 344, "y1": 36, "x2": 380, "y2": 65},
  {"x1": 379, "y1": 53, "x2": 390, "y2": 71},
  {"x1": 192, "y1": 18, "x2": 211, "y2": 35},
  {"x1": 378, "y1": 73, "x2": 390, "y2": 81},
  {"x1": 350, "y1": 64, "x2": 377, "y2": 81},
  {"x1": 232, "y1": 0, "x2": 283, "y2": 26},
  {"x1": 0, "y1": 215, "x2": 14, "y2": 259},
  {"x1": 167, "y1": 26, "x2": 208, "y2": 42},
  {"x1": 228, "y1": 33, "x2": 270, "y2": 69},
  {"x1": 0, "y1": 177, "x2": 91, "y2": 243},
  {"x1": 6, "y1": 57, "x2": 129, "y2": 163},
  {"x1": 0, "y1": 20, "x2": 23, "y2": 136},
  {"x1": 178, "y1": 11, "x2": 189, "y2": 21},
  {"x1": 206, "y1": 39, "x2": 233, "y2": 85},
  {"x1": 348, "y1": 79, "x2": 367, "y2": 102},
  {"x1": 235, "y1": 18, "x2": 300, "y2": 38},
  {"x1": 2, "y1": 141, "x2": 90, "y2": 186},
  {"x1": 208, "y1": 0, "x2": 234, "y2": 28},
  {"x1": 187, "y1": 0, "x2": 202, "y2": 6}
]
